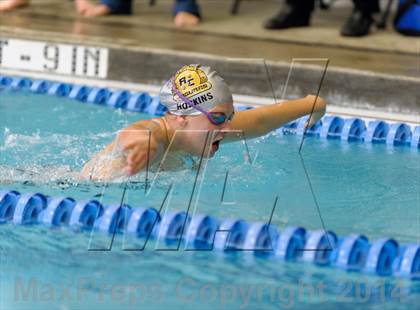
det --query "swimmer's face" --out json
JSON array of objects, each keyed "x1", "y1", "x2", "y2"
[{"x1": 179, "y1": 103, "x2": 234, "y2": 157}]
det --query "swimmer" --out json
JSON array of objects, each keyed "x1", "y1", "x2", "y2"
[{"x1": 81, "y1": 64, "x2": 326, "y2": 181}]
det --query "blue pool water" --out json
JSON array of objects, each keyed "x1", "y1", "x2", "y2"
[{"x1": 0, "y1": 90, "x2": 419, "y2": 309}]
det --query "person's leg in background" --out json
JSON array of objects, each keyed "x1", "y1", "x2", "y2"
[
  {"x1": 0, "y1": 0, "x2": 29, "y2": 12},
  {"x1": 173, "y1": 0, "x2": 201, "y2": 28},
  {"x1": 341, "y1": 0, "x2": 380, "y2": 36},
  {"x1": 75, "y1": 0, "x2": 132, "y2": 17},
  {"x1": 264, "y1": 0, "x2": 315, "y2": 30}
]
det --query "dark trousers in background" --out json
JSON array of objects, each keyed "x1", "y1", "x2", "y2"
[
  {"x1": 353, "y1": 0, "x2": 380, "y2": 13},
  {"x1": 285, "y1": 0, "x2": 380, "y2": 14}
]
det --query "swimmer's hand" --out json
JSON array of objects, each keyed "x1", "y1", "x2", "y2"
[
  {"x1": 305, "y1": 95, "x2": 327, "y2": 128},
  {"x1": 117, "y1": 128, "x2": 159, "y2": 176},
  {"x1": 81, "y1": 125, "x2": 160, "y2": 181}
]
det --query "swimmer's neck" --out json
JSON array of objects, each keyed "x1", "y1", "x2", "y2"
[{"x1": 158, "y1": 116, "x2": 190, "y2": 153}]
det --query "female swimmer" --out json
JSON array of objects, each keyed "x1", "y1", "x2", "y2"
[{"x1": 82, "y1": 64, "x2": 326, "y2": 180}]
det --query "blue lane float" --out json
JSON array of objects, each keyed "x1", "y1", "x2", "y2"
[
  {"x1": 242, "y1": 222, "x2": 279, "y2": 255},
  {"x1": 87, "y1": 87, "x2": 111, "y2": 104},
  {"x1": 280, "y1": 121, "x2": 298, "y2": 135},
  {"x1": 0, "y1": 190, "x2": 20, "y2": 223},
  {"x1": 69, "y1": 199, "x2": 103, "y2": 230},
  {"x1": 296, "y1": 117, "x2": 322, "y2": 136},
  {"x1": 365, "y1": 120, "x2": 390, "y2": 144},
  {"x1": 0, "y1": 75, "x2": 13, "y2": 87},
  {"x1": 40, "y1": 197, "x2": 76, "y2": 227},
  {"x1": 319, "y1": 116, "x2": 345, "y2": 139},
  {"x1": 68, "y1": 85, "x2": 92, "y2": 102},
  {"x1": 275, "y1": 226, "x2": 306, "y2": 261},
  {"x1": 185, "y1": 215, "x2": 219, "y2": 250},
  {"x1": 107, "y1": 90, "x2": 131, "y2": 108},
  {"x1": 126, "y1": 207, "x2": 160, "y2": 238},
  {"x1": 95, "y1": 204, "x2": 132, "y2": 234},
  {"x1": 157, "y1": 211, "x2": 190, "y2": 243},
  {"x1": 302, "y1": 230, "x2": 338, "y2": 266},
  {"x1": 341, "y1": 118, "x2": 366, "y2": 141},
  {"x1": 0, "y1": 75, "x2": 418, "y2": 148},
  {"x1": 411, "y1": 126, "x2": 420, "y2": 148},
  {"x1": 395, "y1": 244, "x2": 420, "y2": 279},
  {"x1": 12, "y1": 193, "x2": 48, "y2": 225},
  {"x1": 126, "y1": 92, "x2": 153, "y2": 112},
  {"x1": 47, "y1": 82, "x2": 72, "y2": 97},
  {"x1": 214, "y1": 219, "x2": 248, "y2": 251},
  {"x1": 30, "y1": 80, "x2": 51, "y2": 94},
  {"x1": 386, "y1": 123, "x2": 412, "y2": 146},
  {"x1": 143, "y1": 96, "x2": 168, "y2": 116},
  {"x1": 335, "y1": 234, "x2": 369, "y2": 271},
  {"x1": 364, "y1": 238, "x2": 399, "y2": 277},
  {"x1": 0, "y1": 189, "x2": 419, "y2": 279},
  {"x1": 10, "y1": 77, "x2": 32, "y2": 90}
]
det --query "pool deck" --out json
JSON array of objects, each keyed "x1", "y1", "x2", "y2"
[{"x1": 0, "y1": 0, "x2": 419, "y2": 115}]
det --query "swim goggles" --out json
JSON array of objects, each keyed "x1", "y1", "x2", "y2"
[{"x1": 171, "y1": 78, "x2": 234, "y2": 126}]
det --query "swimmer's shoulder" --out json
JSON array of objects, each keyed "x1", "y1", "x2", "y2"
[{"x1": 123, "y1": 117, "x2": 168, "y2": 146}]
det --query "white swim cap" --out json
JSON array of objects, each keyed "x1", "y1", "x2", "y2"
[{"x1": 159, "y1": 64, "x2": 233, "y2": 115}]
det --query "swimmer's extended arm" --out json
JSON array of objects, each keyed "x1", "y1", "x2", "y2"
[{"x1": 224, "y1": 95, "x2": 326, "y2": 141}]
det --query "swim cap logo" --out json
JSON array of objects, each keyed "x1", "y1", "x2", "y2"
[{"x1": 174, "y1": 65, "x2": 212, "y2": 99}]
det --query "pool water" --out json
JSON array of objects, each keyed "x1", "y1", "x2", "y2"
[{"x1": 0, "y1": 90, "x2": 419, "y2": 309}]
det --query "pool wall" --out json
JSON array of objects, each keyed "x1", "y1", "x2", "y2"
[{"x1": 0, "y1": 34, "x2": 419, "y2": 115}]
